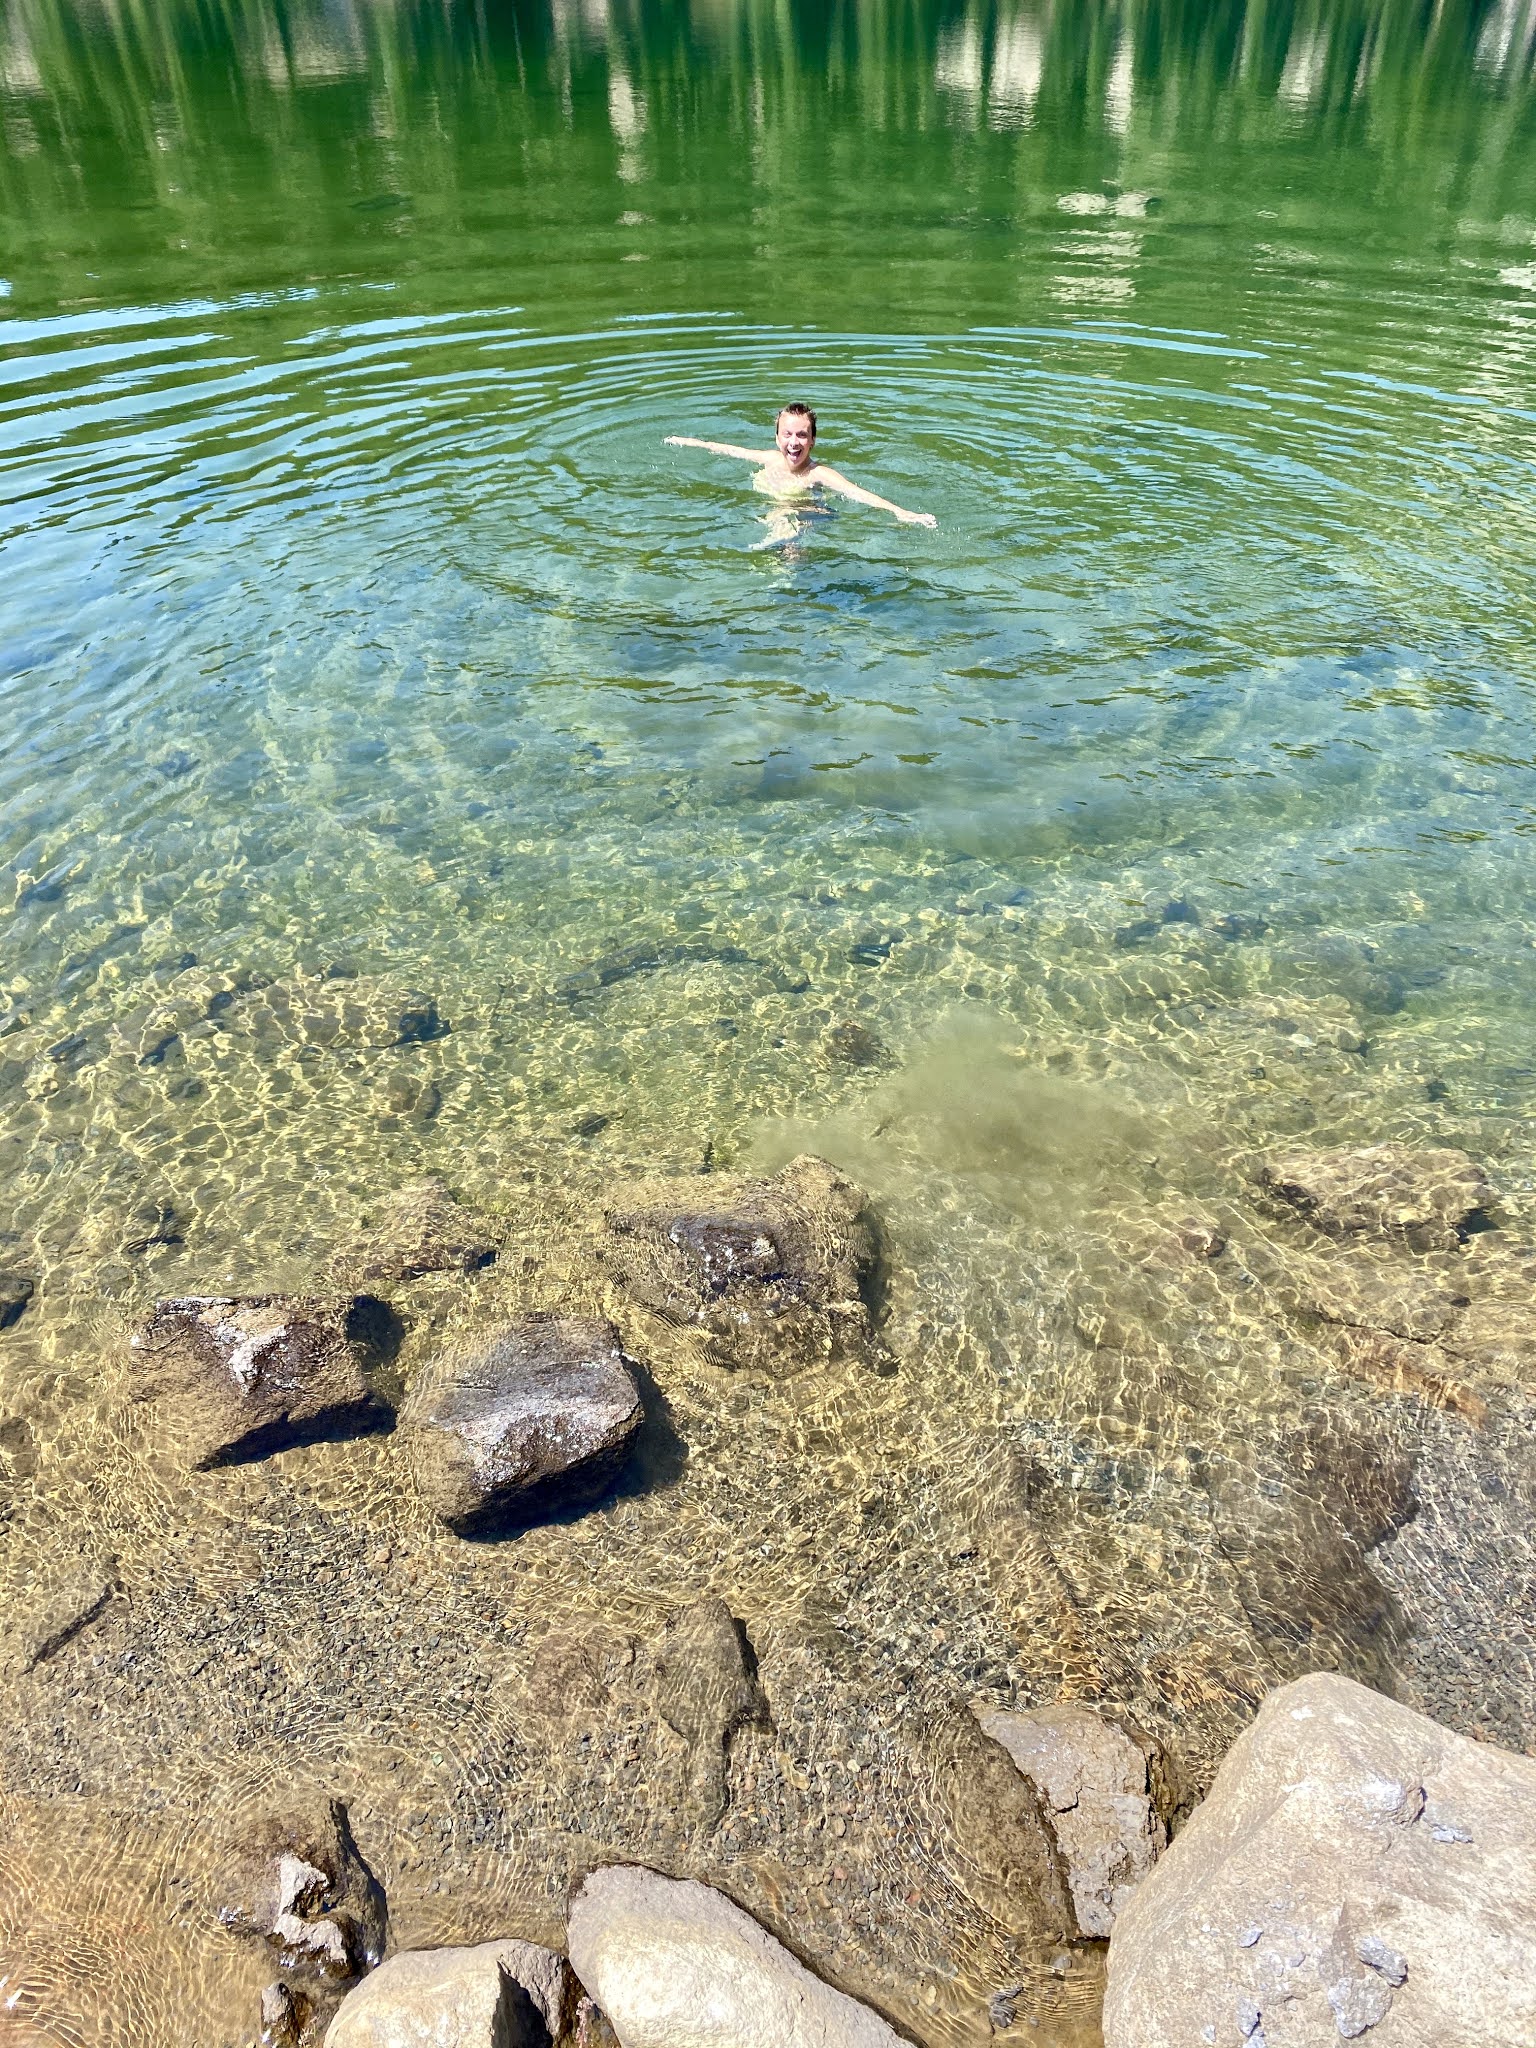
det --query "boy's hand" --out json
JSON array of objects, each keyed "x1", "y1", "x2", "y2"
[
  {"x1": 665, "y1": 435, "x2": 700, "y2": 447},
  {"x1": 896, "y1": 509, "x2": 938, "y2": 528}
]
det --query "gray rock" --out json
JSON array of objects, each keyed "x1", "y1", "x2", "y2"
[
  {"x1": 976, "y1": 1703, "x2": 1167, "y2": 1936},
  {"x1": 1103, "y1": 1672, "x2": 1536, "y2": 2047},
  {"x1": 406, "y1": 1315, "x2": 643, "y2": 1535},
  {"x1": 1259, "y1": 1144, "x2": 1496, "y2": 1252},
  {"x1": 0, "y1": 1271, "x2": 33, "y2": 1330},
  {"x1": 129, "y1": 1294, "x2": 401, "y2": 1469},
  {"x1": 324, "y1": 1937, "x2": 574, "y2": 2047},
  {"x1": 655, "y1": 1597, "x2": 770, "y2": 1829},
  {"x1": 603, "y1": 1154, "x2": 887, "y2": 1377},
  {"x1": 567, "y1": 1865, "x2": 907, "y2": 2047}
]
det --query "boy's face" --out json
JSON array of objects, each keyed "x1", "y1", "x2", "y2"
[{"x1": 775, "y1": 411, "x2": 815, "y2": 469}]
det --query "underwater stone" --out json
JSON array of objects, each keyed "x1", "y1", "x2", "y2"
[
  {"x1": 935, "y1": 1712, "x2": 1077, "y2": 1940},
  {"x1": 1259, "y1": 1143, "x2": 1496, "y2": 1253},
  {"x1": 332, "y1": 1179, "x2": 498, "y2": 1288},
  {"x1": 603, "y1": 1154, "x2": 886, "y2": 1377},
  {"x1": 976, "y1": 1703, "x2": 1167, "y2": 1937},
  {"x1": 221, "y1": 1797, "x2": 386, "y2": 1995},
  {"x1": 129, "y1": 1294, "x2": 401, "y2": 1469},
  {"x1": 0, "y1": 1271, "x2": 34, "y2": 1329},
  {"x1": 654, "y1": 1597, "x2": 770, "y2": 1831},
  {"x1": 823, "y1": 1019, "x2": 888, "y2": 1069},
  {"x1": 405, "y1": 1315, "x2": 642, "y2": 1536},
  {"x1": 1103, "y1": 1673, "x2": 1536, "y2": 2048}
]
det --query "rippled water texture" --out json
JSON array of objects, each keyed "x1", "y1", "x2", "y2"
[{"x1": 4, "y1": 2, "x2": 1536, "y2": 2043}]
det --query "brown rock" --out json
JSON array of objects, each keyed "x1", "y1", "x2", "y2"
[
  {"x1": 976, "y1": 1704, "x2": 1167, "y2": 1936},
  {"x1": 129, "y1": 1294, "x2": 401, "y2": 1468},
  {"x1": 935, "y1": 1712, "x2": 1076, "y2": 1939},
  {"x1": 1203, "y1": 1420, "x2": 1416, "y2": 1689},
  {"x1": 405, "y1": 1315, "x2": 643, "y2": 1535},
  {"x1": 221, "y1": 1797, "x2": 386, "y2": 1991},
  {"x1": 654, "y1": 1597, "x2": 770, "y2": 1829},
  {"x1": 1259, "y1": 1144, "x2": 1496, "y2": 1252},
  {"x1": 604, "y1": 1154, "x2": 886, "y2": 1376},
  {"x1": 0, "y1": 1271, "x2": 34, "y2": 1330},
  {"x1": 332, "y1": 1179, "x2": 498, "y2": 1289}
]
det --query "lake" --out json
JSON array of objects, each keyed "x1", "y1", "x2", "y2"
[{"x1": 3, "y1": 2, "x2": 1536, "y2": 2042}]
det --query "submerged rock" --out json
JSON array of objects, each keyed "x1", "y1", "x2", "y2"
[
  {"x1": 405, "y1": 1315, "x2": 643, "y2": 1535},
  {"x1": 603, "y1": 1154, "x2": 886, "y2": 1377},
  {"x1": 936, "y1": 1712, "x2": 1077, "y2": 1940},
  {"x1": 1103, "y1": 1671, "x2": 1536, "y2": 2047},
  {"x1": 0, "y1": 1271, "x2": 34, "y2": 1330},
  {"x1": 1259, "y1": 1144, "x2": 1496, "y2": 1252},
  {"x1": 129, "y1": 1294, "x2": 402, "y2": 1469},
  {"x1": 566, "y1": 1865, "x2": 907, "y2": 2048},
  {"x1": 324, "y1": 1937, "x2": 574, "y2": 2047},
  {"x1": 654, "y1": 1596, "x2": 770, "y2": 1830},
  {"x1": 222, "y1": 1797, "x2": 387, "y2": 1992},
  {"x1": 976, "y1": 1703, "x2": 1167, "y2": 1937},
  {"x1": 1203, "y1": 1419, "x2": 1417, "y2": 1689},
  {"x1": 332, "y1": 1179, "x2": 499, "y2": 1289},
  {"x1": 0, "y1": 1557, "x2": 120, "y2": 1680}
]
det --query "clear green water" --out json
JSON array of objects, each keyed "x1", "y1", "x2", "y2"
[{"x1": 4, "y1": 4, "x2": 1536, "y2": 2043}]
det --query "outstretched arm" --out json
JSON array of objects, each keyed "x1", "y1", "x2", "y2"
[
  {"x1": 665, "y1": 435, "x2": 770, "y2": 463},
  {"x1": 814, "y1": 465, "x2": 937, "y2": 528}
]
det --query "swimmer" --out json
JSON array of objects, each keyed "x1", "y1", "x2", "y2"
[{"x1": 665, "y1": 403, "x2": 938, "y2": 531}]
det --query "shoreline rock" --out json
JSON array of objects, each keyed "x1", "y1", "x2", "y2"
[
  {"x1": 567, "y1": 1864, "x2": 911, "y2": 2047},
  {"x1": 323, "y1": 1937, "x2": 574, "y2": 2046},
  {"x1": 1103, "y1": 1670, "x2": 1536, "y2": 2046}
]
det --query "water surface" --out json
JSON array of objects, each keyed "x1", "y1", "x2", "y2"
[{"x1": 4, "y1": 4, "x2": 1536, "y2": 2043}]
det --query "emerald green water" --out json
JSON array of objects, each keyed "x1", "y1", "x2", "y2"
[{"x1": 4, "y1": 4, "x2": 1536, "y2": 2043}]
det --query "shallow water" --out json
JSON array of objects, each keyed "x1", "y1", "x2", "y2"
[{"x1": 4, "y1": 2, "x2": 1536, "y2": 2043}]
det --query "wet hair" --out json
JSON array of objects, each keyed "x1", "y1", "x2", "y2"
[{"x1": 776, "y1": 403, "x2": 817, "y2": 437}]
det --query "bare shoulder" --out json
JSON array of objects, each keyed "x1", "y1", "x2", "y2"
[{"x1": 806, "y1": 461, "x2": 846, "y2": 485}]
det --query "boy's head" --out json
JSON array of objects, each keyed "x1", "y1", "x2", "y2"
[{"x1": 775, "y1": 403, "x2": 817, "y2": 470}]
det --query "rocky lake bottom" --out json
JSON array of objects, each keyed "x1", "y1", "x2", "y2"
[{"x1": 2, "y1": 854, "x2": 1534, "y2": 2047}]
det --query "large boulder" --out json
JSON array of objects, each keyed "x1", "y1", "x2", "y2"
[
  {"x1": 1103, "y1": 1671, "x2": 1536, "y2": 2046},
  {"x1": 129, "y1": 1294, "x2": 401, "y2": 1468},
  {"x1": 405, "y1": 1316, "x2": 643, "y2": 1535},
  {"x1": 1258, "y1": 1145, "x2": 1495, "y2": 1253},
  {"x1": 566, "y1": 1865, "x2": 908, "y2": 2047},
  {"x1": 976, "y1": 1703, "x2": 1166, "y2": 1937},
  {"x1": 602, "y1": 1154, "x2": 886, "y2": 1376},
  {"x1": 324, "y1": 1937, "x2": 574, "y2": 2047}
]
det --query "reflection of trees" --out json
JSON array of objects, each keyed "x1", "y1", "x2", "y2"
[{"x1": 0, "y1": 0, "x2": 1531, "y2": 305}]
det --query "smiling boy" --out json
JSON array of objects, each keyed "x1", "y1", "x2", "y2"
[{"x1": 665, "y1": 403, "x2": 937, "y2": 528}]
